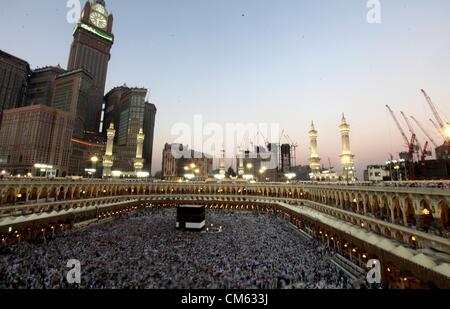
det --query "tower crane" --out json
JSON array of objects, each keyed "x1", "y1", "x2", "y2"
[
  {"x1": 386, "y1": 105, "x2": 416, "y2": 179},
  {"x1": 421, "y1": 89, "x2": 450, "y2": 143},
  {"x1": 430, "y1": 118, "x2": 448, "y2": 142},
  {"x1": 284, "y1": 133, "x2": 298, "y2": 167},
  {"x1": 401, "y1": 112, "x2": 429, "y2": 161},
  {"x1": 410, "y1": 116, "x2": 438, "y2": 148}
]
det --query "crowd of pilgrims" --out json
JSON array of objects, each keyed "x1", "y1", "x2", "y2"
[{"x1": 0, "y1": 209, "x2": 355, "y2": 289}]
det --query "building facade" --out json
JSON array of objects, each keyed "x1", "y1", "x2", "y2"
[
  {"x1": 162, "y1": 144, "x2": 213, "y2": 180},
  {"x1": 104, "y1": 86, "x2": 157, "y2": 173},
  {"x1": 0, "y1": 105, "x2": 73, "y2": 176},
  {"x1": 51, "y1": 70, "x2": 93, "y2": 139},
  {"x1": 67, "y1": 0, "x2": 114, "y2": 133},
  {"x1": 0, "y1": 50, "x2": 31, "y2": 127},
  {"x1": 364, "y1": 165, "x2": 390, "y2": 182},
  {"x1": 26, "y1": 66, "x2": 66, "y2": 107},
  {"x1": 69, "y1": 132, "x2": 106, "y2": 176}
]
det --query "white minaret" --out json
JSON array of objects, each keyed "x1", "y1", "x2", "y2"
[
  {"x1": 219, "y1": 146, "x2": 226, "y2": 175},
  {"x1": 134, "y1": 128, "x2": 145, "y2": 174},
  {"x1": 339, "y1": 114, "x2": 356, "y2": 181},
  {"x1": 237, "y1": 147, "x2": 245, "y2": 177},
  {"x1": 102, "y1": 123, "x2": 115, "y2": 177},
  {"x1": 309, "y1": 121, "x2": 321, "y2": 179}
]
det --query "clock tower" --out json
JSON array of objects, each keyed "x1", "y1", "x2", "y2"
[{"x1": 67, "y1": 0, "x2": 114, "y2": 133}]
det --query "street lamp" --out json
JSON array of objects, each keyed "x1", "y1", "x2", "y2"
[{"x1": 90, "y1": 156, "x2": 99, "y2": 178}]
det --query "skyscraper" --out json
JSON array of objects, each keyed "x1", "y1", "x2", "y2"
[
  {"x1": 26, "y1": 66, "x2": 66, "y2": 107},
  {"x1": 0, "y1": 50, "x2": 30, "y2": 127},
  {"x1": 51, "y1": 70, "x2": 93, "y2": 139},
  {"x1": 67, "y1": 0, "x2": 114, "y2": 133},
  {"x1": 104, "y1": 86, "x2": 157, "y2": 173}
]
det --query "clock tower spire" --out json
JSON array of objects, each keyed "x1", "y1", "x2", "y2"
[{"x1": 67, "y1": 0, "x2": 114, "y2": 133}]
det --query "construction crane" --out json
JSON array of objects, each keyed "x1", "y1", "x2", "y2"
[
  {"x1": 421, "y1": 89, "x2": 449, "y2": 143},
  {"x1": 430, "y1": 118, "x2": 448, "y2": 142},
  {"x1": 386, "y1": 105, "x2": 416, "y2": 179},
  {"x1": 410, "y1": 116, "x2": 438, "y2": 148},
  {"x1": 420, "y1": 141, "x2": 429, "y2": 162},
  {"x1": 386, "y1": 106, "x2": 412, "y2": 148},
  {"x1": 401, "y1": 111, "x2": 429, "y2": 161},
  {"x1": 284, "y1": 134, "x2": 298, "y2": 167}
]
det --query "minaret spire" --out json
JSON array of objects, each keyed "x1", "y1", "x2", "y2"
[
  {"x1": 102, "y1": 123, "x2": 115, "y2": 177},
  {"x1": 309, "y1": 121, "x2": 321, "y2": 180},
  {"x1": 339, "y1": 114, "x2": 356, "y2": 182},
  {"x1": 134, "y1": 128, "x2": 145, "y2": 175}
]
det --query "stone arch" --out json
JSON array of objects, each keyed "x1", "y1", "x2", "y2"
[
  {"x1": 392, "y1": 196, "x2": 403, "y2": 225},
  {"x1": 395, "y1": 231, "x2": 404, "y2": 242},
  {"x1": 364, "y1": 194, "x2": 371, "y2": 215},
  {"x1": 73, "y1": 187, "x2": 81, "y2": 199},
  {"x1": 5, "y1": 187, "x2": 16, "y2": 204},
  {"x1": 372, "y1": 195, "x2": 380, "y2": 218},
  {"x1": 380, "y1": 195, "x2": 389, "y2": 221},
  {"x1": 419, "y1": 199, "x2": 434, "y2": 231},
  {"x1": 404, "y1": 197, "x2": 416, "y2": 226},
  {"x1": 17, "y1": 187, "x2": 27, "y2": 203},
  {"x1": 65, "y1": 187, "x2": 73, "y2": 200},
  {"x1": 438, "y1": 200, "x2": 449, "y2": 230},
  {"x1": 57, "y1": 187, "x2": 65, "y2": 201},
  {"x1": 29, "y1": 187, "x2": 39, "y2": 201},
  {"x1": 39, "y1": 186, "x2": 49, "y2": 200},
  {"x1": 374, "y1": 225, "x2": 381, "y2": 235}
]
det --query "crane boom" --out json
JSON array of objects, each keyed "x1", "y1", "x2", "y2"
[
  {"x1": 386, "y1": 105, "x2": 409, "y2": 146},
  {"x1": 410, "y1": 116, "x2": 438, "y2": 148},
  {"x1": 421, "y1": 89, "x2": 446, "y2": 129},
  {"x1": 430, "y1": 118, "x2": 447, "y2": 142},
  {"x1": 401, "y1": 111, "x2": 422, "y2": 150}
]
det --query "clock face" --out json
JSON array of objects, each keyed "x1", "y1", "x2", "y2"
[
  {"x1": 90, "y1": 11, "x2": 107, "y2": 29},
  {"x1": 92, "y1": 4, "x2": 107, "y2": 16}
]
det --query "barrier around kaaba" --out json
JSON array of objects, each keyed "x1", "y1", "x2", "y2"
[{"x1": 176, "y1": 205, "x2": 206, "y2": 231}]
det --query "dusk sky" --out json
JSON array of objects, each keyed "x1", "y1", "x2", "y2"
[{"x1": 1, "y1": 0, "x2": 450, "y2": 176}]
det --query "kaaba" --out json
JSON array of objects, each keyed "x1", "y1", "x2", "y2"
[{"x1": 176, "y1": 205, "x2": 206, "y2": 231}]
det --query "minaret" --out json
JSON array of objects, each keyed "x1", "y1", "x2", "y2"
[
  {"x1": 339, "y1": 114, "x2": 356, "y2": 181},
  {"x1": 134, "y1": 128, "x2": 145, "y2": 174},
  {"x1": 309, "y1": 121, "x2": 321, "y2": 179},
  {"x1": 237, "y1": 147, "x2": 245, "y2": 177},
  {"x1": 219, "y1": 146, "x2": 226, "y2": 175},
  {"x1": 102, "y1": 123, "x2": 115, "y2": 177}
]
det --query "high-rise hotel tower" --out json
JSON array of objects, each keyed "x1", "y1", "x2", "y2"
[{"x1": 67, "y1": 0, "x2": 114, "y2": 133}]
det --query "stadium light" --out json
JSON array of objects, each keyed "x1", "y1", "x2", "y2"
[
  {"x1": 137, "y1": 171, "x2": 150, "y2": 178},
  {"x1": 214, "y1": 174, "x2": 225, "y2": 180},
  {"x1": 112, "y1": 170, "x2": 122, "y2": 177},
  {"x1": 285, "y1": 173, "x2": 296, "y2": 180},
  {"x1": 184, "y1": 173, "x2": 195, "y2": 180}
]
